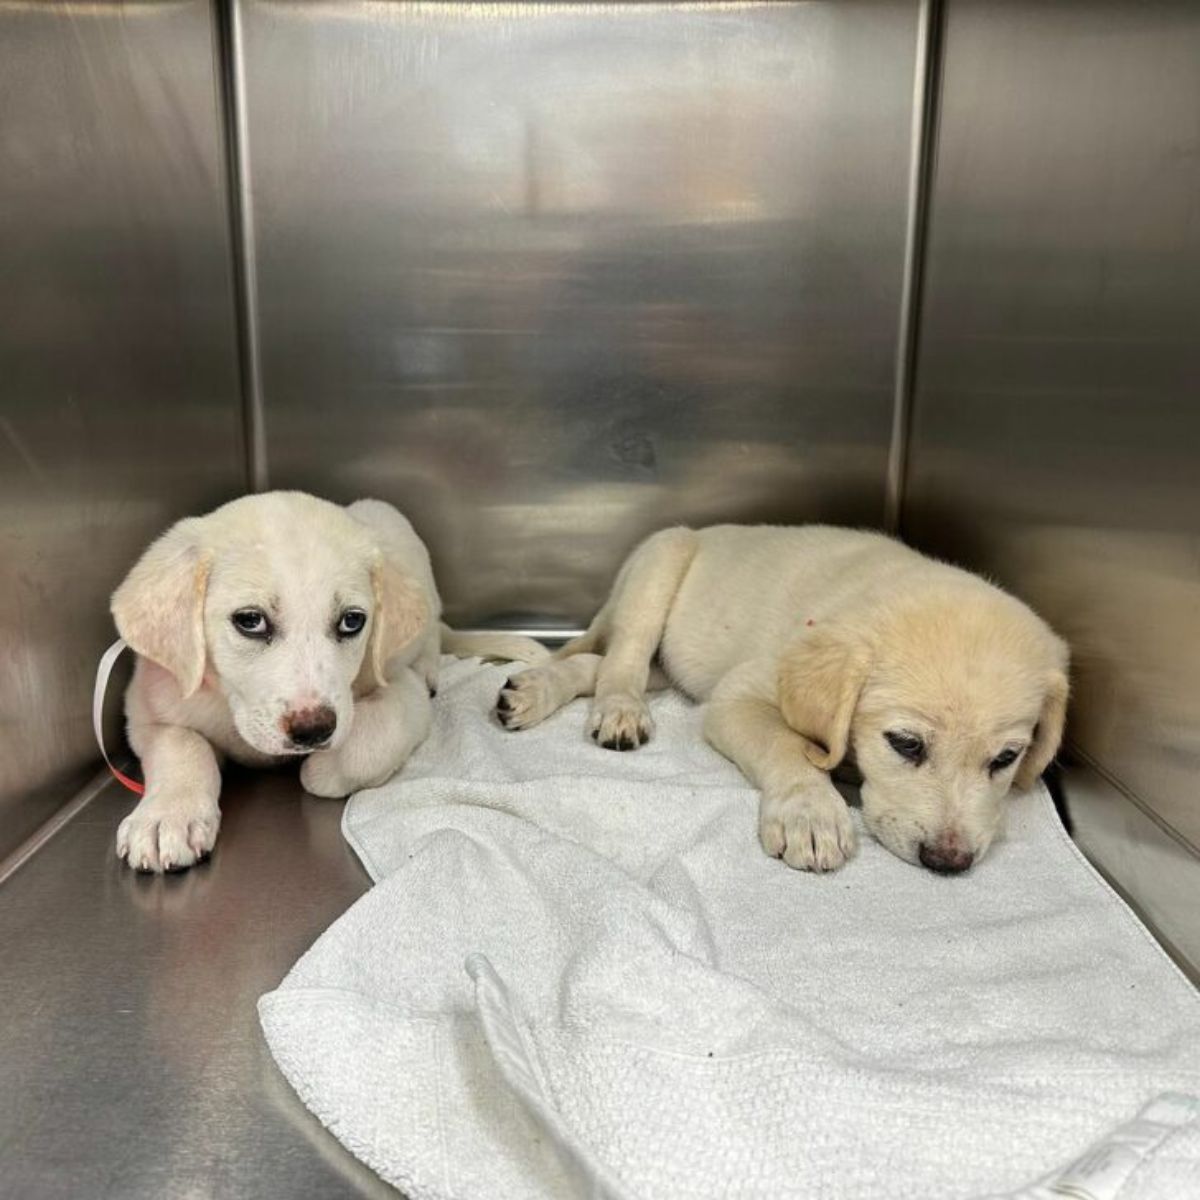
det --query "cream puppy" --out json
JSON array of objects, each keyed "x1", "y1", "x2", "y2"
[
  {"x1": 496, "y1": 525, "x2": 1069, "y2": 875},
  {"x1": 112, "y1": 491, "x2": 543, "y2": 873}
]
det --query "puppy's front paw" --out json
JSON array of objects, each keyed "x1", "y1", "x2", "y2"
[
  {"x1": 116, "y1": 800, "x2": 220, "y2": 874},
  {"x1": 587, "y1": 693, "x2": 653, "y2": 751},
  {"x1": 495, "y1": 667, "x2": 559, "y2": 731},
  {"x1": 300, "y1": 750, "x2": 353, "y2": 799},
  {"x1": 422, "y1": 664, "x2": 439, "y2": 698},
  {"x1": 759, "y1": 788, "x2": 856, "y2": 872},
  {"x1": 300, "y1": 746, "x2": 403, "y2": 798}
]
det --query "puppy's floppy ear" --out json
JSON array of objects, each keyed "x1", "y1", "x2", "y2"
[
  {"x1": 777, "y1": 623, "x2": 872, "y2": 770},
  {"x1": 1015, "y1": 669, "x2": 1070, "y2": 790},
  {"x1": 366, "y1": 553, "x2": 430, "y2": 689},
  {"x1": 111, "y1": 518, "x2": 212, "y2": 698}
]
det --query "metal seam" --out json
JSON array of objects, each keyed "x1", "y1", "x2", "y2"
[
  {"x1": 0, "y1": 769, "x2": 114, "y2": 888},
  {"x1": 215, "y1": 0, "x2": 268, "y2": 493},
  {"x1": 885, "y1": 0, "x2": 944, "y2": 536},
  {"x1": 1066, "y1": 741, "x2": 1200, "y2": 861},
  {"x1": 455, "y1": 627, "x2": 584, "y2": 642}
]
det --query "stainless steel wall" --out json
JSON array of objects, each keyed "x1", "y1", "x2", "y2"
[
  {"x1": 238, "y1": 0, "x2": 923, "y2": 627},
  {"x1": 8, "y1": 0, "x2": 1196, "y2": 968},
  {"x1": 0, "y1": 2, "x2": 244, "y2": 857},
  {"x1": 905, "y1": 1, "x2": 1200, "y2": 940}
]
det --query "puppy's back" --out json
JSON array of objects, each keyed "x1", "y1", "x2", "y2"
[{"x1": 659, "y1": 525, "x2": 918, "y2": 695}]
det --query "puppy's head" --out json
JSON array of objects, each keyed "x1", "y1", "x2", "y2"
[
  {"x1": 779, "y1": 584, "x2": 1068, "y2": 874},
  {"x1": 112, "y1": 492, "x2": 428, "y2": 756}
]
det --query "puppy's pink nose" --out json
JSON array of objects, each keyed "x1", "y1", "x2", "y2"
[
  {"x1": 283, "y1": 705, "x2": 337, "y2": 749},
  {"x1": 919, "y1": 840, "x2": 974, "y2": 875}
]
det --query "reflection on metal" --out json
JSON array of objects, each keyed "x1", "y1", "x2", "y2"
[
  {"x1": 906, "y1": 3, "x2": 1200, "y2": 889},
  {"x1": 0, "y1": 0, "x2": 244, "y2": 857},
  {"x1": 0, "y1": 776, "x2": 394, "y2": 1199},
  {"x1": 239, "y1": 0, "x2": 921, "y2": 628}
]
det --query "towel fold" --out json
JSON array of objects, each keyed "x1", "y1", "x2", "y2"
[{"x1": 260, "y1": 657, "x2": 1200, "y2": 1199}]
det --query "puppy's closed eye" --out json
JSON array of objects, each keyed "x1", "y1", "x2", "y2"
[
  {"x1": 884, "y1": 730, "x2": 926, "y2": 765},
  {"x1": 988, "y1": 746, "x2": 1022, "y2": 775}
]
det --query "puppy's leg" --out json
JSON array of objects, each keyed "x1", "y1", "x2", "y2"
[
  {"x1": 705, "y1": 677, "x2": 857, "y2": 872},
  {"x1": 589, "y1": 527, "x2": 698, "y2": 750},
  {"x1": 301, "y1": 666, "x2": 431, "y2": 798},
  {"x1": 117, "y1": 724, "x2": 222, "y2": 873},
  {"x1": 497, "y1": 653, "x2": 601, "y2": 731},
  {"x1": 496, "y1": 655, "x2": 669, "y2": 731},
  {"x1": 414, "y1": 631, "x2": 440, "y2": 696}
]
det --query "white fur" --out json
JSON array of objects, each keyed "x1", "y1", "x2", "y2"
[
  {"x1": 496, "y1": 525, "x2": 1069, "y2": 875},
  {"x1": 112, "y1": 492, "x2": 544, "y2": 872}
]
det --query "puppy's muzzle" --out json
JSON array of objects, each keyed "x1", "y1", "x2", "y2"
[
  {"x1": 284, "y1": 705, "x2": 337, "y2": 750},
  {"x1": 918, "y1": 839, "x2": 974, "y2": 875}
]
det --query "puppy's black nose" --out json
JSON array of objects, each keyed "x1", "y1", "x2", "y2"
[
  {"x1": 919, "y1": 841, "x2": 974, "y2": 875},
  {"x1": 285, "y1": 705, "x2": 337, "y2": 749}
]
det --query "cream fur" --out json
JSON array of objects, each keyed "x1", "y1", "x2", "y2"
[
  {"x1": 496, "y1": 525, "x2": 1069, "y2": 874},
  {"x1": 111, "y1": 491, "x2": 544, "y2": 873}
]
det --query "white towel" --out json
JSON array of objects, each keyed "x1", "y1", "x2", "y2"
[{"x1": 259, "y1": 657, "x2": 1200, "y2": 1200}]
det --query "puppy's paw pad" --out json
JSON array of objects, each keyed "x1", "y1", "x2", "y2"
[
  {"x1": 116, "y1": 806, "x2": 219, "y2": 874},
  {"x1": 495, "y1": 668, "x2": 559, "y2": 731},
  {"x1": 760, "y1": 791, "x2": 856, "y2": 873},
  {"x1": 588, "y1": 694, "x2": 653, "y2": 751}
]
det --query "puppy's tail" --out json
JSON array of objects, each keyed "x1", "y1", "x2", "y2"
[
  {"x1": 440, "y1": 624, "x2": 550, "y2": 665},
  {"x1": 551, "y1": 622, "x2": 603, "y2": 661}
]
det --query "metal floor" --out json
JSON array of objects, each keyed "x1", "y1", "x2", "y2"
[
  {"x1": 0, "y1": 770, "x2": 397, "y2": 1200},
  {"x1": 2, "y1": 761, "x2": 1194, "y2": 1200}
]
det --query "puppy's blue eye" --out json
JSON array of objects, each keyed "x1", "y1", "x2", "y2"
[
  {"x1": 989, "y1": 747, "x2": 1021, "y2": 775},
  {"x1": 232, "y1": 609, "x2": 271, "y2": 639},
  {"x1": 885, "y1": 731, "x2": 926, "y2": 765},
  {"x1": 337, "y1": 609, "x2": 367, "y2": 638}
]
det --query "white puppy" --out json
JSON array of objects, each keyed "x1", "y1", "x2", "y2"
[
  {"x1": 112, "y1": 491, "x2": 543, "y2": 873},
  {"x1": 496, "y1": 525, "x2": 1069, "y2": 875}
]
